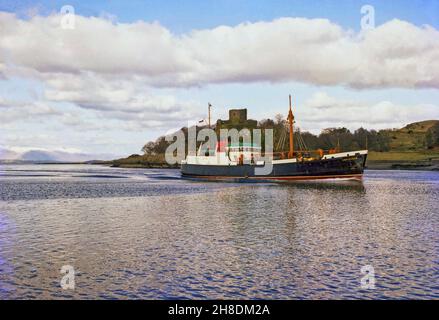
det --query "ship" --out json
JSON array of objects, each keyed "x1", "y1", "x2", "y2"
[{"x1": 181, "y1": 95, "x2": 368, "y2": 181}]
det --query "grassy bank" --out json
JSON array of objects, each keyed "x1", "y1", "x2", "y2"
[{"x1": 367, "y1": 151, "x2": 439, "y2": 170}]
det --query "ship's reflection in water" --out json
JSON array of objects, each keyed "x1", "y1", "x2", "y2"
[{"x1": 0, "y1": 165, "x2": 437, "y2": 299}]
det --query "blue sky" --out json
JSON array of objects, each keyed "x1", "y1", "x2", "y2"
[
  {"x1": 0, "y1": 0, "x2": 438, "y2": 159},
  {"x1": 3, "y1": 0, "x2": 439, "y2": 30}
]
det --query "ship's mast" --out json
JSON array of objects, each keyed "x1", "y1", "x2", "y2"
[{"x1": 288, "y1": 95, "x2": 295, "y2": 158}]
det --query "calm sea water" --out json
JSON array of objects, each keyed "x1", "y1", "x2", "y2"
[{"x1": 0, "y1": 164, "x2": 438, "y2": 299}]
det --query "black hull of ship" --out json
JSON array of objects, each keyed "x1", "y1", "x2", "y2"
[{"x1": 181, "y1": 154, "x2": 367, "y2": 181}]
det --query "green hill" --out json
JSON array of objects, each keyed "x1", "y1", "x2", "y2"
[
  {"x1": 366, "y1": 120, "x2": 439, "y2": 169},
  {"x1": 384, "y1": 120, "x2": 439, "y2": 151}
]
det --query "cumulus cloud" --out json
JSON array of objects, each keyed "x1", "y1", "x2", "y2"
[
  {"x1": 0, "y1": 97, "x2": 61, "y2": 123},
  {"x1": 41, "y1": 72, "x2": 205, "y2": 128},
  {"x1": 44, "y1": 73, "x2": 198, "y2": 113},
  {"x1": 0, "y1": 13, "x2": 190, "y2": 76},
  {"x1": 297, "y1": 92, "x2": 439, "y2": 132},
  {"x1": 0, "y1": 12, "x2": 438, "y2": 89}
]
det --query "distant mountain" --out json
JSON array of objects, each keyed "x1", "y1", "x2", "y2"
[
  {"x1": 0, "y1": 147, "x2": 116, "y2": 163},
  {"x1": 0, "y1": 147, "x2": 20, "y2": 160},
  {"x1": 21, "y1": 150, "x2": 57, "y2": 161}
]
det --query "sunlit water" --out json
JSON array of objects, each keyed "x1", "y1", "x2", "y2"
[{"x1": 0, "y1": 164, "x2": 438, "y2": 299}]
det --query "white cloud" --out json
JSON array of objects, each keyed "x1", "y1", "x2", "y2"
[
  {"x1": 44, "y1": 73, "x2": 197, "y2": 113},
  {"x1": 0, "y1": 13, "x2": 190, "y2": 76},
  {"x1": 0, "y1": 97, "x2": 61, "y2": 123},
  {"x1": 297, "y1": 92, "x2": 439, "y2": 132},
  {"x1": 41, "y1": 72, "x2": 205, "y2": 128},
  {"x1": 0, "y1": 12, "x2": 438, "y2": 89}
]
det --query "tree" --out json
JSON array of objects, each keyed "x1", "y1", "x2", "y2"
[
  {"x1": 426, "y1": 123, "x2": 439, "y2": 149},
  {"x1": 376, "y1": 130, "x2": 391, "y2": 152},
  {"x1": 142, "y1": 141, "x2": 156, "y2": 155}
]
